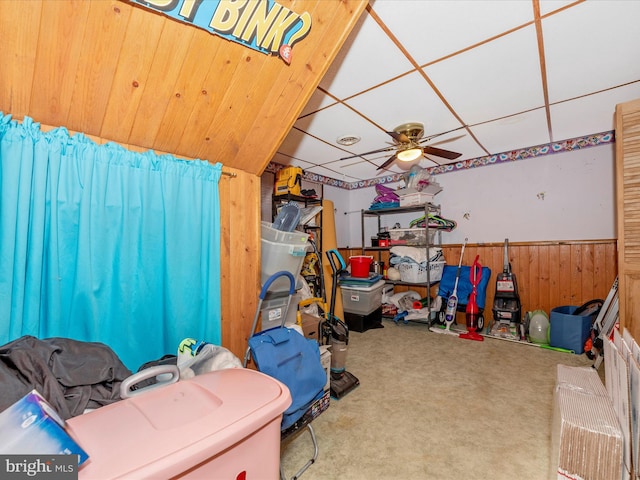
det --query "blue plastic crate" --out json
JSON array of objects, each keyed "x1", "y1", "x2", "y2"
[{"x1": 549, "y1": 305, "x2": 593, "y2": 354}]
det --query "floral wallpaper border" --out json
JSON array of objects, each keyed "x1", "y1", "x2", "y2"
[{"x1": 267, "y1": 130, "x2": 614, "y2": 190}]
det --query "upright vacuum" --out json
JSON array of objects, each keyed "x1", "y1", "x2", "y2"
[
  {"x1": 491, "y1": 238, "x2": 522, "y2": 336},
  {"x1": 323, "y1": 249, "x2": 359, "y2": 399},
  {"x1": 460, "y1": 255, "x2": 484, "y2": 342}
]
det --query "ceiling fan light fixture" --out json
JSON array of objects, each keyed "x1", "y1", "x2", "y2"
[{"x1": 397, "y1": 148, "x2": 422, "y2": 162}]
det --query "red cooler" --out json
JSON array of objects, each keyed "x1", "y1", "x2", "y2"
[{"x1": 67, "y1": 368, "x2": 291, "y2": 479}]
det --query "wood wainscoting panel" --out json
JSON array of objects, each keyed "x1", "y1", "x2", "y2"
[
  {"x1": 219, "y1": 169, "x2": 260, "y2": 361},
  {"x1": 338, "y1": 240, "x2": 617, "y2": 323}
]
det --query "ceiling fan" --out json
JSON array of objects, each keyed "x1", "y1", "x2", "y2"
[{"x1": 340, "y1": 122, "x2": 463, "y2": 171}]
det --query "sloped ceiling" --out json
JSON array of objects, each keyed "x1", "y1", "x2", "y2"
[
  {"x1": 0, "y1": 0, "x2": 367, "y2": 176},
  {"x1": 272, "y1": 0, "x2": 640, "y2": 183}
]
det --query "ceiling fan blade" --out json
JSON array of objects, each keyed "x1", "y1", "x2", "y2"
[
  {"x1": 420, "y1": 125, "x2": 467, "y2": 144},
  {"x1": 376, "y1": 154, "x2": 397, "y2": 171},
  {"x1": 339, "y1": 145, "x2": 396, "y2": 161},
  {"x1": 386, "y1": 131, "x2": 410, "y2": 144},
  {"x1": 422, "y1": 145, "x2": 462, "y2": 160},
  {"x1": 423, "y1": 133, "x2": 466, "y2": 147}
]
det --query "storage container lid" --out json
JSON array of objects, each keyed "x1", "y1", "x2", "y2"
[
  {"x1": 68, "y1": 369, "x2": 291, "y2": 479},
  {"x1": 340, "y1": 279, "x2": 386, "y2": 292}
]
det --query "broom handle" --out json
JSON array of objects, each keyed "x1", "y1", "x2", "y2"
[
  {"x1": 452, "y1": 238, "x2": 467, "y2": 295},
  {"x1": 503, "y1": 238, "x2": 510, "y2": 273}
]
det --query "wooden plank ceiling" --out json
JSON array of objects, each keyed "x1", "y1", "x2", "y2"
[{"x1": 0, "y1": 0, "x2": 368, "y2": 175}]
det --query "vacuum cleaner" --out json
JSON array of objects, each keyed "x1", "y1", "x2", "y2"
[
  {"x1": 322, "y1": 249, "x2": 359, "y2": 399},
  {"x1": 459, "y1": 254, "x2": 484, "y2": 342},
  {"x1": 491, "y1": 238, "x2": 522, "y2": 338}
]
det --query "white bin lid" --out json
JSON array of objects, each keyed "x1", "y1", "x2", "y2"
[
  {"x1": 68, "y1": 369, "x2": 291, "y2": 479},
  {"x1": 340, "y1": 279, "x2": 386, "y2": 292}
]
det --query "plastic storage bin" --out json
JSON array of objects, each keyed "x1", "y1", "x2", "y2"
[
  {"x1": 389, "y1": 228, "x2": 435, "y2": 246},
  {"x1": 261, "y1": 221, "x2": 309, "y2": 292},
  {"x1": 549, "y1": 305, "x2": 594, "y2": 354},
  {"x1": 68, "y1": 368, "x2": 291, "y2": 480},
  {"x1": 341, "y1": 279, "x2": 386, "y2": 315},
  {"x1": 399, "y1": 192, "x2": 434, "y2": 207},
  {"x1": 344, "y1": 307, "x2": 383, "y2": 333},
  {"x1": 260, "y1": 291, "x2": 300, "y2": 330}
]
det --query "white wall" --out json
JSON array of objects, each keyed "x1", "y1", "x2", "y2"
[
  {"x1": 326, "y1": 143, "x2": 616, "y2": 247},
  {"x1": 325, "y1": 184, "x2": 352, "y2": 244}
]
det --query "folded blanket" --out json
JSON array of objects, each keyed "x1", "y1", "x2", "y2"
[{"x1": 0, "y1": 336, "x2": 132, "y2": 419}]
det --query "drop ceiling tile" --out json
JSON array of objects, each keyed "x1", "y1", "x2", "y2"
[
  {"x1": 277, "y1": 128, "x2": 342, "y2": 166},
  {"x1": 372, "y1": 0, "x2": 534, "y2": 65},
  {"x1": 271, "y1": 151, "x2": 315, "y2": 170},
  {"x1": 432, "y1": 133, "x2": 488, "y2": 162},
  {"x1": 470, "y1": 108, "x2": 550, "y2": 154},
  {"x1": 293, "y1": 103, "x2": 390, "y2": 159},
  {"x1": 318, "y1": 10, "x2": 414, "y2": 99},
  {"x1": 551, "y1": 82, "x2": 640, "y2": 141},
  {"x1": 336, "y1": 150, "x2": 389, "y2": 169},
  {"x1": 345, "y1": 71, "x2": 464, "y2": 136},
  {"x1": 273, "y1": 0, "x2": 640, "y2": 184},
  {"x1": 543, "y1": 1, "x2": 640, "y2": 103},
  {"x1": 299, "y1": 89, "x2": 337, "y2": 118},
  {"x1": 538, "y1": 0, "x2": 576, "y2": 16},
  {"x1": 424, "y1": 24, "x2": 544, "y2": 125},
  {"x1": 305, "y1": 163, "x2": 364, "y2": 183}
]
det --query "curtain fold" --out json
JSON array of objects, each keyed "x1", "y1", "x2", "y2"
[{"x1": 0, "y1": 113, "x2": 222, "y2": 370}]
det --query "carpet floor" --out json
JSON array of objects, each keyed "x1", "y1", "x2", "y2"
[{"x1": 280, "y1": 318, "x2": 595, "y2": 480}]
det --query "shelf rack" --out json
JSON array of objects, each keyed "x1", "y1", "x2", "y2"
[{"x1": 360, "y1": 203, "x2": 443, "y2": 318}]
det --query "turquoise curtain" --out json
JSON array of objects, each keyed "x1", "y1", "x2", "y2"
[{"x1": 0, "y1": 113, "x2": 222, "y2": 370}]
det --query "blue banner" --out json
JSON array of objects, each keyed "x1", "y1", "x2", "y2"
[{"x1": 130, "y1": 0, "x2": 312, "y2": 64}]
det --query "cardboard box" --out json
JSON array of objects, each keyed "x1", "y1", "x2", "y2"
[
  {"x1": 551, "y1": 365, "x2": 623, "y2": 480},
  {"x1": 299, "y1": 312, "x2": 323, "y2": 341},
  {"x1": 604, "y1": 329, "x2": 634, "y2": 480},
  {"x1": 0, "y1": 390, "x2": 89, "y2": 465}
]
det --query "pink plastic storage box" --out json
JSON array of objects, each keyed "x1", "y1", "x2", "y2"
[{"x1": 67, "y1": 368, "x2": 291, "y2": 479}]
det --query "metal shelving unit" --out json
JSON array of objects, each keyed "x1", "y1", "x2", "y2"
[
  {"x1": 272, "y1": 193, "x2": 323, "y2": 298},
  {"x1": 360, "y1": 203, "x2": 442, "y2": 317}
]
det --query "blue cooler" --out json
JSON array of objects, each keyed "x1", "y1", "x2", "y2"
[{"x1": 549, "y1": 305, "x2": 593, "y2": 354}]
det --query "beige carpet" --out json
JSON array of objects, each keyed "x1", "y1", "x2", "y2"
[{"x1": 280, "y1": 319, "x2": 595, "y2": 480}]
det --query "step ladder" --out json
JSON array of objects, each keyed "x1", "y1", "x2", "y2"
[{"x1": 591, "y1": 277, "x2": 619, "y2": 370}]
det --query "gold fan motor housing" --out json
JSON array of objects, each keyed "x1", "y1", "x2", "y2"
[{"x1": 393, "y1": 122, "x2": 424, "y2": 142}]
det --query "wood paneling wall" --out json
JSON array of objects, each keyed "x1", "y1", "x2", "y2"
[
  {"x1": 0, "y1": 0, "x2": 368, "y2": 177},
  {"x1": 219, "y1": 169, "x2": 261, "y2": 359},
  {"x1": 339, "y1": 240, "x2": 617, "y2": 320}
]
